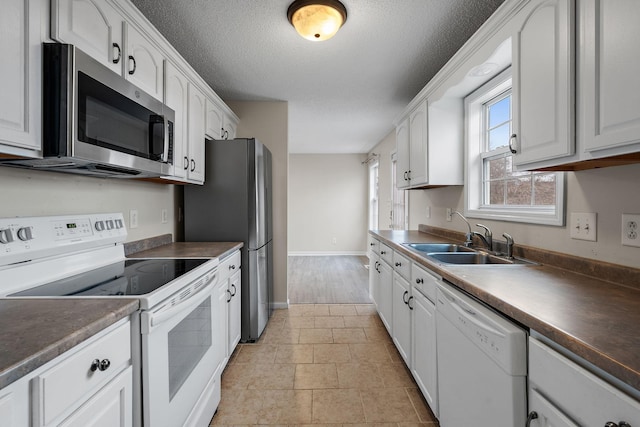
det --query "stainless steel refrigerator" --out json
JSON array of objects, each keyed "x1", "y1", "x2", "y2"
[{"x1": 184, "y1": 138, "x2": 273, "y2": 342}]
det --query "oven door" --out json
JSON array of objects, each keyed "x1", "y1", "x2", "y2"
[{"x1": 140, "y1": 274, "x2": 218, "y2": 427}]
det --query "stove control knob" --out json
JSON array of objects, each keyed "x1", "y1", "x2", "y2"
[
  {"x1": 115, "y1": 219, "x2": 124, "y2": 229},
  {"x1": 17, "y1": 227, "x2": 33, "y2": 241},
  {"x1": 95, "y1": 221, "x2": 105, "y2": 232},
  {"x1": 0, "y1": 229, "x2": 14, "y2": 244}
]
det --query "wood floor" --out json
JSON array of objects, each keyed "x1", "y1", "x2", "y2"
[{"x1": 288, "y1": 256, "x2": 371, "y2": 304}]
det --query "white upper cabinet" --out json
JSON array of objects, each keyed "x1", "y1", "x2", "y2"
[
  {"x1": 223, "y1": 115, "x2": 238, "y2": 140},
  {"x1": 51, "y1": 0, "x2": 124, "y2": 75},
  {"x1": 52, "y1": 0, "x2": 164, "y2": 101},
  {"x1": 580, "y1": 0, "x2": 640, "y2": 156},
  {"x1": 408, "y1": 100, "x2": 428, "y2": 186},
  {"x1": 512, "y1": 0, "x2": 575, "y2": 167},
  {"x1": 0, "y1": 0, "x2": 42, "y2": 156},
  {"x1": 125, "y1": 23, "x2": 164, "y2": 101},
  {"x1": 395, "y1": 119, "x2": 410, "y2": 189},
  {"x1": 187, "y1": 83, "x2": 206, "y2": 184},
  {"x1": 205, "y1": 98, "x2": 224, "y2": 140},
  {"x1": 164, "y1": 60, "x2": 188, "y2": 180}
]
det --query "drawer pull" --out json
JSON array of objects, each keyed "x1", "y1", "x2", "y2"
[
  {"x1": 395, "y1": 262, "x2": 401, "y2": 267},
  {"x1": 229, "y1": 264, "x2": 236, "y2": 270},
  {"x1": 605, "y1": 422, "x2": 631, "y2": 427},
  {"x1": 415, "y1": 278, "x2": 424, "y2": 284},
  {"x1": 90, "y1": 358, "x2": 111, "y2": 372}
]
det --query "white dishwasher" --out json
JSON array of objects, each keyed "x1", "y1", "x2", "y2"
[{"x1": 436, "y1": 281, "x2": 527, "y2": 427}]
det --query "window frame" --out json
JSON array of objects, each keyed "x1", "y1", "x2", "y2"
[{"x1": 464, "y1": 67, "x2": 565, "y2": 226}]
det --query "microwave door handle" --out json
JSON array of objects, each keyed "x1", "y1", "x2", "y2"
[
  {"x1": 162, "y1": 119, "x2": 170, "y2": 163},
  {"x1": 145, "y1": 274, "x2": 216, "y2": 331}
]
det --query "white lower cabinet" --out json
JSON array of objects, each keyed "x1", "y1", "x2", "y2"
[
  {"x1": 376, "y1": 258, "x2": 393, "y2": 334},
  {"x1": 0, "y1": 374, "x2": 29, "y2": 427},
  {"x1": 228, "y1": 269, "x2": 242, "y2": 352},
  {"x1": 410, "y1": 264, "x2": 439, "y2": 418},
  {"x1": 391, "y1": 272, "x2": 412, "y2": 365},
  {"x1": 529, "y1": 335, "x2": 640, "y2": 426},
  {"x1": 217, "y1": 249, "x2": 242, "y2": 372}
]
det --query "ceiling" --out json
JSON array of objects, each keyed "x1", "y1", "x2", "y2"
[{"x1": 131, "y1": 0, "x2": 505, "y2": 154}]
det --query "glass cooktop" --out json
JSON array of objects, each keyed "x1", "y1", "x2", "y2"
[{"x1": 11, "y1": 258, "x2": 209, "y2": 297}]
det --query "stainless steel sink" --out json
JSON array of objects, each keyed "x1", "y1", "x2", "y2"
[
  {"x1": 427, "y1": 252, "x2": 537, "y2": 265},
  {"x1": 404, "y1": 243, "x2": 475, "y2": 253}
]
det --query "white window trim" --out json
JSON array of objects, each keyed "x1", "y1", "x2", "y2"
[{"x1": 464, "y1": 67, "x2": 565, "y2": 226}]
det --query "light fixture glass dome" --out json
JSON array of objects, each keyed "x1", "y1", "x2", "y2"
[{"x1": 287, "y1": 0, "x2": 348, "y2": 42}]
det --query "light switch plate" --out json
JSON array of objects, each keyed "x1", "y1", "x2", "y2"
[
  {"x1": 622, "y1": 213, "x2": 640, "y2": 247},
  {"x1": 570, "y1": 212, "x2": 597, "y2": 241},
  {"x1": 129, "y1": 209, "x2": 138, "y2": 229}
]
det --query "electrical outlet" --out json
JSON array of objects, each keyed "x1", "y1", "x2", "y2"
[
  {"x1": 332, "y1": 237, "x2": 337, "y2": 245},
  {"x1": 161, "y1": 209, "x2": 168, "y2": 224},
  {"x1": 570, "y1": 212, "x2": 596, "y2": 241},
  {"x1": 446, "y1": 208, "x2": 452, "y2": 222},
  {"x1": 622, "y1": 214, "x2": 640, "y2": 247},
  {"x1": 129, "y1": 209, "x2": 138, "y2": 229},
  {"x1": 426, "y1": 206, "x2": 431, "y2": 219}
]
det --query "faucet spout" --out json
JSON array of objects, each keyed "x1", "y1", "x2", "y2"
[
  {"x1": 475, "y1": 223, "x2": 493, "y2": 252},
  {"x1": 452, "y1": 211, "x2": 473, "y2": 246}
]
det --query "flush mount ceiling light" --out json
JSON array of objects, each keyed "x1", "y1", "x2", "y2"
[{"x1": 287, "y1": 0, "x2": 348, "y2": 42}]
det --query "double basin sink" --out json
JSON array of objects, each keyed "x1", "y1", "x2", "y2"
[{"x1": 404, "y1": 243, "x2": 536, "y2": 265}]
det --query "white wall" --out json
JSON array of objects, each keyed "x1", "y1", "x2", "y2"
[
  {"x1": 0, "y1": 166, "x2": 178, "y2": 241},
  {"x1": 369, "y1": 131, "x2": 395, "y2": 231},
  {"x1": 227, "y1": 101, "x2": 289, "y2": 308},
  {"x1": 289, "y1": 154, "x2": 368, "y2": 254}
]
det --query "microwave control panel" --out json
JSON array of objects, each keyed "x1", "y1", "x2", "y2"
[{"x1": 0, "y1": 213, "x2": 127, "y2": 267}]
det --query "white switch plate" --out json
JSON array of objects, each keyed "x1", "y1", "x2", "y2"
[
  {"x1": 622, "y1": 213, "x2": 640, "y2": 247},
  {"x1": 426, "y1": 206, "x2": 431, "y2": 219},
  {"x1": 446, "y1": 208, "x2": 452, "y2": 222},
  {"x1": 129, "y1": 209, "x2": 138, "y2": 229},
  {"x1": 570, "y1": 212, "x2": 596, "y2": 241},
  {"x1": 161, "y1": 209, "x2": 168, "y2": 224}
]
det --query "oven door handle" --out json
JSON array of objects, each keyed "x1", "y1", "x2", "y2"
[{"x1": 144, "y1": 273, "x2": 216, "y2": 332}]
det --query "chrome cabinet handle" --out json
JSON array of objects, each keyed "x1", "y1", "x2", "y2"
[
  {"x1": 509, "y1": 133, "x2": 518, "y2": 154},
  {"x1": 402, "y1": 290, "x2": 409, "y2": 304},
  {"x1": 184, "y1": 156, "x2": 189, "y2": 170},
  {"x1": 408, "y1": 295, "x2": 414, "y2": 310},
  {"x1": 230, "y1": 283, "x2": 237, "y2": 297},
  {"x1": 90, "y1": 358, "x2": 111, "y2": 372},
  {"x1": 407, "y1": 170, "x2": 411, "y2": 181},
  {"x1": 226, "y1": 289, "x2": 232, "y2": 303},
  {"x1": 112, "y1": 43, "x2": 121, "y2": 64},
  {"x1": 190, "y1": 159, "x2": 196, "y2": 172},
  {"x1": 526, "y1": 411, "x2": 538, "y2": 427},
  {"x1": 128, "y1": 55, "x2": 136, "y2": 75}
]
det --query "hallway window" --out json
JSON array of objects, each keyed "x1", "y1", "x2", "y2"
[
  {"x1": 369, "y1": 161, "x2": 379, "y2": 229},
  {"x1": 391, "y1": 152, "x2": 408, "y2": 230}
]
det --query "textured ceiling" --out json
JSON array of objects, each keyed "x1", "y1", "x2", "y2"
[{"x1": 131, "y1": 0, "x2": 505, "y2": 153}]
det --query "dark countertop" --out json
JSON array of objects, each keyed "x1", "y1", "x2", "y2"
[
  {"x1": 371, "y1": 229, "x2": 640, "y2": 392},
  {"x1": 0, "y1": 299, "x2": 138, "y2": 390},
  {"x1": 128, "y1": 242, "x2": 243, "y2": 260}
]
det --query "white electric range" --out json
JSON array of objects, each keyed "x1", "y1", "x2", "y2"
[{"x1": 0, "y1": 213, "x2": 221, "y2": 427}]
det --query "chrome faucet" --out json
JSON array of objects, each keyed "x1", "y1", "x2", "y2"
[
  {"x1": 474, "y1": 223, "x2": 493, "y2": 252},
  {"x1": 452, "y1": 211, "x2": 474, "y2": 247},
  {"x1": 502, "y1": 233, "x2": 514, "y2": 259}
]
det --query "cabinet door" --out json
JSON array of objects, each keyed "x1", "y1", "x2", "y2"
[
  {"x1": 369, "y1": 256, "x2": 380, "y2": 306},
  {"x1": 391, "y1": 273, "x2": 411, "y2": 365},
  {"x1": 205, "y1": 98, "x2": 223, "y2": 140},
  {"x1": 0, "y1": 0, "x2": 41, "y2": 154},
  {"x1": 223, "y1": 116, "x2": 237, "y2": 140},
  {"x1": 58, "y1": 366, "x2": 132, "y2": 427},
  {"x1": 377, "y1": 259, "x2": 393, "y2": 333},
  {"x1": 187, "y1": 83, "x2": 206, "y2": 183},
  {"x1": 125, "y1": 23, "x2": 164, "y2": 101},
  {"x1": 411, "y1": 290, "x2": 438, "y2": 417},
  {"x1": 528, "y1": 387, "x2": 578, "y2": 427},
  {"x1": 395, "y1": 119, "x2": 410, "y2": 189},
  {"x1": 581, "y1": 0, "x2": 640, "y2": 154},
  {"x1": 164, "y1": 61, "x2": 188, "y2": 179},
  {"x1": 51, "y1": 0, "x2": 123, "y2": 74},
  {"x1": 228, "y1": 270, "x2": 242, "y2": 355},
  {"x1": 0, "y1": 377, "x2": 29, "y2": 427},
  {"x1": 408, "y1": 100, "x2": 428, "y2": 186},
  {"x1": 512, "y1": 0, "x2": 574, "y2": 166}
]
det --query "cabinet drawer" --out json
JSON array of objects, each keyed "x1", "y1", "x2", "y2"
[
  {"x1": 368, "y1": 237, "x2": 380, "y2": 256},
  {"x1": 529, "y1": 336, "x2": 640, "y2": 426},
  {"x1": 392, "y1": 251, "x2": 411, "y2": 280},
  {"x1": 219, "y1": 250, "x2": 241, "y2": 282},
  {"x1": 411, "y1": 264, "x2": 440, "y2": 303},
  {"x1": 34, "y1": 321, "x2": 131, "y2": 426},
  {"x1": 379, "y1": 243, "x2": 393, "y2": 265}
]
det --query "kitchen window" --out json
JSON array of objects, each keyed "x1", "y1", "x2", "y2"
[{"x1": 464, "y1": 68, "x2": 564, "y2": 225}]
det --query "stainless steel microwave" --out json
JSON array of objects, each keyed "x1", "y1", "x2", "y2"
[{"x1": 3, "y1": 43, "x2": 174, "y2": 178}]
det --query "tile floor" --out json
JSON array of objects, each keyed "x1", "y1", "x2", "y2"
[{"x1": 210, "y1": 304, "x2": 439, "y2": 426}]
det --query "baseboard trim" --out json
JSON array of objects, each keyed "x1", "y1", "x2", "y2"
[
  {"x1": 288, "y1": 251, "x2": 367, "y2": 256},
  {"x1": 272, "y1": 301, "x2": 289, "y2": 309}
]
